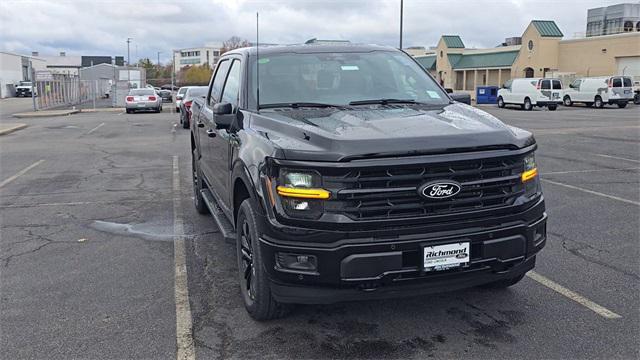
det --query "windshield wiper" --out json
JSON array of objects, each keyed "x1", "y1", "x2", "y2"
[
  {"x1": 348, "y1": 98, "x2": 417, "y2": 106},
  {"x1": 259, "y1": 102, "x2": 340, "y2": 109}
]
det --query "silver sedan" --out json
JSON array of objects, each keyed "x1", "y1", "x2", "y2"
[{"x1": 125, "y1": 89, "x2": 163, "y2": 113}]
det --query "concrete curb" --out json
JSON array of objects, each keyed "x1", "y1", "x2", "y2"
[
  {"x1": 80, "y1": 108, "x2": 125, "y2": 113},
  {"x1": 0, "y1": 123, "x2": 28, "y2": 136},
  {"x1": 12, "y1": 109, "x2": 80, "y2": 118}
]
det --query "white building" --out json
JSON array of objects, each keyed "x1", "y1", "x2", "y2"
[
  {"x1": 39, "y1": 52, "x2": 82, "y2": 76},
  {"x1": 0, "y1": 51, "x2": 46, "y2": 98},
  {"x1": 173, "y1": 43, "x2": 223, "y2": 69}
]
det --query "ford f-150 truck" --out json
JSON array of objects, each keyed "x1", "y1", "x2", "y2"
[{"x1": 189, "y1": 44, "x2": 547, "y2": 320}]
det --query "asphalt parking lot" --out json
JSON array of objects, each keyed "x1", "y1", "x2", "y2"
[{"x1": 1, "y1": 100, "x2": 638, "y2": 359}]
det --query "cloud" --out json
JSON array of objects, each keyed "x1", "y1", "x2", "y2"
[{"x1": 0, "y1": 0, "x2": 626, "y2": 63}]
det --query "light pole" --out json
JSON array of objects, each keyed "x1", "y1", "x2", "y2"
[
  {"x1": 127, "y1": 37, "x2": 132, "y2": 87},
  {"x1": 157, "y1": 51, "x2": 162, "y2": 66},
  {"x1": 399, "y1": 0, "x2": 403, "y2": 50}
]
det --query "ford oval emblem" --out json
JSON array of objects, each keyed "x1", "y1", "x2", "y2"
[{"x1": 419, "y1": 181, "x2": 461, "y2": 199}]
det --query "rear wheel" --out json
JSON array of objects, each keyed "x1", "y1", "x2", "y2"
[
  {"x1": 481, "y1": 274, "x2": 525, "y2": 289},
  {"x1": 594, "y1": 96, "x2": 604, "y2": 108},
  {"x1": 563, "y1": 96, "x2": 572, "y2": 106},
  {"x1": 497, "y1": 96, "x2": 505, "y2": 108},
  {"x1": 236, "y1": 199, "x2": 290, "y2": 320},
  {"x1": 523, "y1": 98, "x2": 533, "y2": 111},
  {"x1": 617, "y1": 101, "x2": 627, "y2": 109},
  {"x1": 126, "y1": 109, "x2": 132, "y2": 114},
  {"x1": 192, "y1": 150, "x2": 209, "y2": 215},
  {"x1": 182, "y1": 115, "x2": 190, "y2": 129}
]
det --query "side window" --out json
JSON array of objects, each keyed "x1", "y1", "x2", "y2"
[
  {"x1": 541, "y1": 80, "x2": 551, "y2": 90},
  {"x1": 623, "y1": 77, "x2": 632, "y2": 87},
  {"x1": 552, "y1": 80, "x2": 562, "y2": 89},
  {"x1": 209, "y1": 60, "x2": 231, "y2": 104},
  {"x1": 571, "y1": 79, "x2": 581, "y2": 89},
  {"x1": 612, "y1": 77, "x2": 622, "y2": 88},
  {"x1": 503, "y1": 79, "x2": 512, "y2": 89},
  {"x1": 220, "y1": 60, "x2": 241, "y2": 108}
]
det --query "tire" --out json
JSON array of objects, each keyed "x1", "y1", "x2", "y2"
[
  {"x1": 481, "y1": 274, "x2": 525, "y2": 289},
  {"x1": 563, "y1": 96, "x2": 572, "y2": 106},
  {"x1": 634, "y1": 94, "x2": 640, "y2": 105},
  {"x1": 523, "y1": 98, "x2": 533, "y2": 111},
  {"x1": 617, "y1": 102, "x2": 627, "y2": 109},
  {"x1": 548, "y1": 104, "x2": 557, "y2": 111},
  {"x1": 594, "y1": 96, "x2": 604, "y2": 108},
  {"x1": 236, "y1": 199, "x2": 290, "y2": 321},
  {"x1": 126, "y1": 109, "x2": 132, "y2": 114},
  {"x1": 497, "y1": 96, "x2": 505, "y2": 108},
  {"x1": 192, "y1": 150, "x2": 209, "y2": 215},
  {"x1": 585, "y1": 102, "x2": 593, "y2": 107}
]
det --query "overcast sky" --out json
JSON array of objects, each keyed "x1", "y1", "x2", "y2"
[{"x1": 0, "y1": 0, "x2": 630, "y2": 64}]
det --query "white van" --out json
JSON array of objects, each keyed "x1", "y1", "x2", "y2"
[
  {"x1": 563, "y1": 76, "x2": 634, "y2": 108},
  {"x1": 497, "y1": 78, "x2": 562, "y2": 111}
]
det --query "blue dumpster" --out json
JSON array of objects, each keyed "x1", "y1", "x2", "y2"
[{"x1": 476, "y1": 86, "x2": 499, "y2": 104}]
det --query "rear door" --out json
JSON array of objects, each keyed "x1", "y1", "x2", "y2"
[
  {"x1": 552, "y1": 79, "x2": 562, "y2": 102},
  {"x1": 539, "y1": 79, "x2": 551, "y2": 102},
  {"x1": 198, "y1": 59, "x2": 231, "y2": 187}
]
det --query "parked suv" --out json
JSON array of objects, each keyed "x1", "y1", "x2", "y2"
[
  {"x1": 189, "y1": 44, "x2": 547, "y2": 320},
  {"x1": 498, "y1": 78, "x2": 562, "y2": 110}
]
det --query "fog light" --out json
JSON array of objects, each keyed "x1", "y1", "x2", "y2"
[{"x1": 276, "y1": 253, "x2": 318, "y2": 272}]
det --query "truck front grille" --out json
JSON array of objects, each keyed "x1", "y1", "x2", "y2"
[{"x1": 323, "y1": 156, "x2": 525, "y2": 220}]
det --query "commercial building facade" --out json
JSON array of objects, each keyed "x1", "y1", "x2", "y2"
[
  {"x1": 173, "y1": 43, "x2": 223, "y2": 69},
  {"x1": 0, "y1": 51, "x2": 46, "y2": 98},
  {"x1": 414, "y1": 20, "x2": 640, "y2": 98},
  {"x1": 586, "y1": 2, "x2": 640, "y2": 36}
]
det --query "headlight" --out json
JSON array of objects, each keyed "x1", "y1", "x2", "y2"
[
  {"x1": 521, "y1": 153, "x2": 538, "y2": 182},
  {"x1": 274, "y1": 170, "x2": 329, "y2": 219}
]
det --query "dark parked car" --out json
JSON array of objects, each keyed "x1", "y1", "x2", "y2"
[
  {"x1": 189, "y1": 44, "x2": 546, "y2": 320},
  {"x1": 161, "y1": 84, "x2": 179, "y2": 91},
  {"x1": 178, "y1": 86, "x2": 207, "y2": 128},
  {"x1": 158, "y1": 89, "x2": 173, "y2": 103}
]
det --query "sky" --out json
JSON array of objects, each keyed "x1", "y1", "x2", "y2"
[{"x1": 0, "y1": 0, "x2": 631, "y2": 64}]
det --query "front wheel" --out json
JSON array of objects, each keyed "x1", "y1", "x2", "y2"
[
  {"x1": 236, "y1": 199, "x2": 290, "y2": 321},
  {"x1": 548, "y1": 104, "x2": 557, "y2": 111},
  {"x1": 523, "y1": 98, "x2": 533, "y2": 111},
  {"x1": 617, "y1": 102, "x2": 627, "y2": 109},
  {"x1": 563, "y1": 96, "x2": 572, "y2": 106},
  {"x1": 594, "y1": 96, "x2": 604, "y2": 108},
  {"x1": 497, "y1": 96, "x2": 505, "y2": 108}
]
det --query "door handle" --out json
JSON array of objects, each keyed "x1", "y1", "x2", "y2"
[
  {"x1": 197, "y1": 122, "x2": 205, "y2": 128},
  {"x1": 206, "y1": 129, "x2": 216, "y2": 138}
]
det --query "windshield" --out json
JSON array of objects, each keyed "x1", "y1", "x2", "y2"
[
  {"x1": 250, "y1": 50, "x2": 449, "y2": 108},
  {"x1": 130, "y1": 89, "x2": 155, "y2": 96},
  {"x1": 178, "y1": 88, "x2": 188, "y2": 95},
  {"x1": 186, "y1": 87, "x2": 208, "y2": 99}
]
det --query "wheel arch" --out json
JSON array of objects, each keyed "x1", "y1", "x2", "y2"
[{"x1": 231, "y1": 161, "x2": 264, "y2": 225}]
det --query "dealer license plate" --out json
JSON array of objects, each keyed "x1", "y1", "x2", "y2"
[{"x1": 423, "y1": 242, "x2": 470, "y2": 271}]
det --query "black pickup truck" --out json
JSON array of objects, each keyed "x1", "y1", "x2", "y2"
[{"x1": 189, "y1": 44, "x2": 546, "y2": 320}]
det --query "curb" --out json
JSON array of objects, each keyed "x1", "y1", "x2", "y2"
[
  {"x1": 80, "y1": 108, "x2": 125, "y2": 113},
  {"x1": 12, "y1": 109, "x2": 80, "y2": 118},
  {"x1": 0, "y1": 123, "x2": 28, "y2": 136}
]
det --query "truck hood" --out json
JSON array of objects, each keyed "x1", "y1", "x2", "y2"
[{"x1": 250, "y1": 102, "x2": 534, "y2": 161}]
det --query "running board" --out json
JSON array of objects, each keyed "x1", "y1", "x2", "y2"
[{"x1": 200, "y1": 189, "x2": 236, "y2": 243}]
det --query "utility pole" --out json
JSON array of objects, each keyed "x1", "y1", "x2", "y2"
[
  {"x1": 399, "y1": 0, "x2": 404, "y2": 50},
  {"x1": 171, "y1": 50, "x2": 175, "y2": 113},
  {"x1": 157, "y1": 51, "x2": 162, "y2": 66},
  {"x1": 127, "y1": 37, "x2": 132, "y2": 88}
]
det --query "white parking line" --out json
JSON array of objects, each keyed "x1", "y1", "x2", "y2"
[
  {"x1": 542, "y1": 167, "x2": 639, "y2": 175},
  {"x1": 172, "y1": 156, "x2": 195, "y2": 360},
  {"x1": 86, "y1": 122, "x2": 105, "y2": 134},
  {"x1": 595, "y1": 154, "x2": 640, "y2": 164},
  {"x1": 0, "y1": 160, "x2": 45, "y2": 189},
  {"x1": 541, "y1": 178, "x2": 640, "y2": 206},
  {"x1": 526, "y1": 271, "x2": 622, "y2": 319}
]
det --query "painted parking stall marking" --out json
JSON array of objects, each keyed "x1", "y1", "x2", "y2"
[
  {"x1": 172, "y1": 156, "x2": 196, "y2": 360},
  {"x1": 541, "y1": 178, "x2": 640, "y2": 206},
  {"x1": 0, "y1": 159, "x2": 45, "y2": 189},
  {"x1": 526, "y1": 271, "x2": 622, "y2": 319}
]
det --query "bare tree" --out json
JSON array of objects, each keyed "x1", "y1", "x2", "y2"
[{"x1": 221, "y1": 36, "x2": 251, "y2": 54}]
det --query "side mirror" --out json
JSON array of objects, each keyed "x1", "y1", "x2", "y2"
[
  {"x1": 444, "y1": 88, "x2": 454, "y2": 94},
  {"x1": 450, "y1": 93, "x2": 471, "y2": 105},
  {"x1": 213, "y1": 102, "x2": 234, "y2": 129}
]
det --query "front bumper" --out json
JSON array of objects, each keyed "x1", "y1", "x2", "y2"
[{"x1": 258, "y1": 196, "x2": 547, "y2": 304}]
